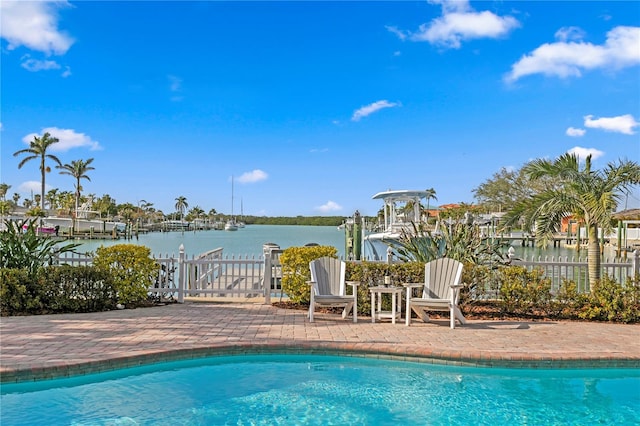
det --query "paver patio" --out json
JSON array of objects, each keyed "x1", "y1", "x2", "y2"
[{"x1": 1, "y1": 302, "x2": 639, "y2": 383}]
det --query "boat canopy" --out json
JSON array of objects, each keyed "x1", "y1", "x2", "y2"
[{"x1": 371, "y1": 190, "x2": 430, "y2": 201}]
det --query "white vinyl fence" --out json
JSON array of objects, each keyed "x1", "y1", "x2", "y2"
[
  {"x1": 55, "y1": 246, "x2": 640, "y2": 303},
  {"x1": 510, "y1": 250, "x2": 639, "y2": 293}
]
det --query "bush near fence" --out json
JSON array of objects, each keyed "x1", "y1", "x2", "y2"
[
  {"x1": 0, "y1": 266, "x2": 117, "y2": 316},
  {"x1": 344, "y1": 262, "x2": 639, "y2": 323}
]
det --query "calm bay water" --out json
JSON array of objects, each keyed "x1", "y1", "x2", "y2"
[
  {"x1": 69, "y1": 224, "x2": 619, "y2": 260},
  {"x1": 71, "y1": 225, "x2": 346, "y2": 258}
]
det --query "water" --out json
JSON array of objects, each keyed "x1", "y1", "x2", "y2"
[
  {"x1": 1, "y1": 355, "x2": 638, "y2": 426},
  {"x1": 67, "y1": 224, "x2": 618, "y2": 261},
  {"x1": 69, "y1": 225, "x2": 345, "y2": 258}
]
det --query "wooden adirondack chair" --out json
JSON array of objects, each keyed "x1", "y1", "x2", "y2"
[
  {"x1": 308, "y1": 257, "x2": 359, "y2": 322},
  {"x1": 404, "y1": 258, "x2": 467, "y2": 329}
]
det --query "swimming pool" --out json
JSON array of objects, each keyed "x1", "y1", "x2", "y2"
[{"x1": 1, "y1": 354, "x2": 639, "y2": 425}]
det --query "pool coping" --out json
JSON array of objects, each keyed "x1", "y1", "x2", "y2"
[{"x1": 3, "y1": 342, "x2": 639, "y2": 384}]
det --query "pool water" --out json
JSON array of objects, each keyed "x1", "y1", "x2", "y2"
[{"x1": 1, "y1": 355, "x2": 639, "y2": 425}]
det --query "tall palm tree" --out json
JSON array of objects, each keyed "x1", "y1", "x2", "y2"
[
  {"x1": 503, "y1": 153, "x2": 640, "y2": 286},
  {"x1": 0, "y1": 183, "x2": 10, "y2": 201},
  {"x1": 13, "y1": 132, "x2": 62, "y2": 210},
  {"x1": 175, "y1": 196, "x2": 188, "y2": 222},
  {"x1": 425, "y1": 187, "x2": 437, "y2": 221},
  {"x1": 57, "y1": 158, "x2": 95, "y2": 222}
]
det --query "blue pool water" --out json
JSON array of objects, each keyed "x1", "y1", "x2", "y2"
[{"x1": 1, "y1": 355, "x2": 639, "y2": 425}]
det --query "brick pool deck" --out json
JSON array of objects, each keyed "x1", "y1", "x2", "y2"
[{"x1": 1, "y1": 302, "x2": 639, "y2": 383}]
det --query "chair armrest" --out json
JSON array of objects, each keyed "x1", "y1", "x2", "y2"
[
  {"x1": 306, "y1": 280, "x2": 316, "y2": 286},
  {"x1": 346, "y1": 281, "x2": 360, "y2": 287},
  {"x1": 450, "y1": 284, "x2": 464, "y2": 289},
  {"x1": 403, "y1": 283, "x2": 424, "y2": 288}
]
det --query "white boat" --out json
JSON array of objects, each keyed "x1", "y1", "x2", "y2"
[
  {"x1": 225, "y1": 176, "x2": 239, "y2": 231},
  {"x1": 363, "y1": 189, "x2": 432, "y2": 260},
  {"x1": 224, "y1": 220, "x2": 238, "y2": 231}
]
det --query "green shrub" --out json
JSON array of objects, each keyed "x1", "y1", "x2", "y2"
[
  {"x1": 497, "y1": 266, "x2": 552, "y2": 315},
  {"x1": 0, "y1": 268, "x2": 43, "y2": 315},
  {"x1": 1, "y1": 266, "x2": 118, "y2": 315},
  {"x1": 93, "y1": 244, "x2": 157, "y2": 306},
  {"x1": 578, "y1": 274, "x2": 640, "y2": 323},
  {"x1": 346, "y1": 261, "x2": 424, "y2": 315},
  {"x1": 547, "y1": 279, "x2": 583, "y2": 318},
  {"x1": 280, "y1": 245, "x2": 337, "y2": 303},
  {"x1": 39, "y1": 265, "x2": 117, "y2": 313}
]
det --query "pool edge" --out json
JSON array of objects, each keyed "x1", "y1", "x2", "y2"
[{"x1": 2, "y1": 342, "x2": 639, "y2": 384}]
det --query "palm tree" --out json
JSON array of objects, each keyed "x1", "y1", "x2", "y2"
[
  {"x1": 57, "y1": 158, "x2": 95, "y2": 226},
  {"x1": 175, "y1": 196, "x2": 188, "y2": 222},
  {"x1": 425, "y1": 188, "x2": 437, "y2": 221},
  {"x1": 0, "y1": 183, "x2": 10, "y2": 201},
  {"x1": 13, "y1": 132, "x2": 62, "y2": 210},
  {"x1": 503, "y1": 153, "x2": 640, "y2": 287},
  {"x1": 45, "y1": 188, "x2": 60, "y2": 211}
]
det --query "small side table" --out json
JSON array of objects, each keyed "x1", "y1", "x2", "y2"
[{"x1": 369, "y1": 286, "x2": 403, "y2": 324}]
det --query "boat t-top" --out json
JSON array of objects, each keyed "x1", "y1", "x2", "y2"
[{"x1": 364, "y1": 189, "x2": 432, "y2": 260}]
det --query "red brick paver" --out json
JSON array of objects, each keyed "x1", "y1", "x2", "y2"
[{"x1": 1, "y1": 303, "x2": 639, "y2": 382}]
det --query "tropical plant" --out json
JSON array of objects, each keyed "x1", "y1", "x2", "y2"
[
  {"x1": 424, "y1": 187, "x2": 437, "y2": 220},
  {"x1": 0, "y1": 219, "x2": 80, "y2": 277},
  {"x1": 175, "y1": 196, "x2": 188, "y2": 221},
  {"x1": 0, "y1": 183, "x2": 10, "y2": 201},
  {"x1": 13, "y1": 132, "x2": 62, "y2": 210},
  {"x1": 389, "y1": 221, "x2": 509, "y2": 266},
  {"x1": 45, "y1": 188, "x2": 60, "y2": 211},
  {"x1": 57, "y1": 158, "x2": 95, "y2": 228},
  {"x1": 502, "y1": 154, "x2": 640, "y2": 286}
]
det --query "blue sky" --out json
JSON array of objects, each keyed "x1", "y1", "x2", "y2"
[{"x1": 1, "y1": 1, "x2": 639, "y2": 217}]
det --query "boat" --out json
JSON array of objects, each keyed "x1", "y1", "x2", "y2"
[
  {"x1": 363, "y1": 189, "x2": 432, "y2": 260},
  {"x1": 43, "y1": 217, "x2": 126, "y2": 234},
  {"x1": 22, "y1": 223, "x2": 58, "y2": 236},
  {"x1": 224, "y1": 220, "x2": 238, "y2": 231},
  {"x1": 225, "y1": 176, "x2": 239, "y2": 231}
]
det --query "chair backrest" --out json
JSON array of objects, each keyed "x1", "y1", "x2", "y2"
[
  {"x1": 423, "y1": 258, "x2": 463, "y2": 299},
  {"x1": 309, "y1": 257, "x2": 345, "y2": 296}
]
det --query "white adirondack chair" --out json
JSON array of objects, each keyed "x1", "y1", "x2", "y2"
[
  {"x1": 404, "y1": 258, "x2": 467, "y2": 329},
  {"x1": 308, "y1": 257, "x2": 359, "y2": 322}
]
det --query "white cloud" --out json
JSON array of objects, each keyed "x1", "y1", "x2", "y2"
[
  {"x1": 237, "y1": 170, "x2": 268, "y2": 184},
  {"x1": 22, "y1": 128, "x2": 102, "y2": 151},
  {"x1": 61, "y1": 66, "x2": 71, "y2": 78},
  {"x1": 18, "y1": 181, "x2": 46, "y2": 195},
  {"x1": 310, "y1": 148, "x2": 329, "y2": 153},
  {"x1": 388, "y1": 0, "x2": 519, "y2": 49},
  {"x1": 554, "y1": 26, "x2": 586, "y2": 42},
  {"x1": 584, "y1": 114, "x2": 639, "y2": 135},
  {"x1": 505, "y1": 26, "x2": 640, "y2": 83},
  {"x1": 352, "y1": 100, "x2": 400, "y2": 121},
  {"x1": 385, "y1": 26, "x2": 408, "y2": 41},
  {"x1": 566, "y1": 127, "x2": 586, "y2": 137},
  {"x1": 0, "y1": 1, "x2": 74, "y2": 55},
  {"x1": 20, "y1": 57, "x2": 61, "y2": 72},
  {"x1": 567, "y1": 146, "x2": 604, "y2": 161},
  {"x1": 316, "y1": 201, "x2": 342, "y2": 213}
]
